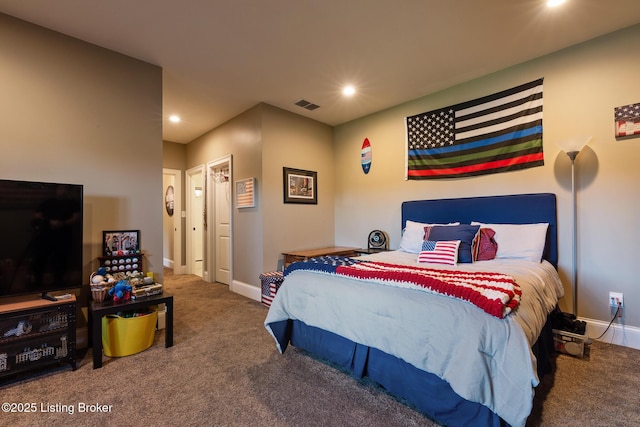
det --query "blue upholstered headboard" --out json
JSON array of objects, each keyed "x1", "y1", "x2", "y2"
[{"x1": 401, "y1": 193, "x2": 557, "y2": 268}]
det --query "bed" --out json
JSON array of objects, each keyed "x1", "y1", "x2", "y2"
[{"x1": 265, "y1": 193, "x2": 564, "y2": 427}]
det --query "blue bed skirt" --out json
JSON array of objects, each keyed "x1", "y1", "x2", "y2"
[{"x1": 268, "y1": 316, "x2": 554, "y2": 427}]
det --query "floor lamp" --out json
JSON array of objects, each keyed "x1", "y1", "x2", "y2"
[{"x1": 557, "y1": 136, "x2": 591, "y2": 315}]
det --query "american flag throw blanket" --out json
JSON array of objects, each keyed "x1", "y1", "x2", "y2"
[{"x1": 285, "y1": 256, "x2": 521, "y2": 318}]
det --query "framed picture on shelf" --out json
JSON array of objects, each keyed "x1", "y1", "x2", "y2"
[
  {"x1": 283, "y1": 167, "x2": 317, "y2": 204},
  {"x1": 103, "y1": 230, "x2": 141, "y2": 256}
]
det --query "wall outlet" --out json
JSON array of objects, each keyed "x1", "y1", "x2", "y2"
[
  {"x1": 609, "y1": 292, "x2": 623, "y2": 318},
  {"x1": 609, "y1": 292, "x2": 624, "y2": 307}
]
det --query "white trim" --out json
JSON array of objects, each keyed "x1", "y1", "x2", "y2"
[
  {"x1": 230, "y1": 279, "x2": 261, "y2": 302},
  {"x1": 163, "y1": 257, "x2": 174, "y2": 269},
  {"x1": 583, "y1": 317, "x2": 640, "y2": 350}
]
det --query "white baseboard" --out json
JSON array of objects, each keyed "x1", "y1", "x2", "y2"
[
  {"x1": 163, "y1": 257, "x2": 174, "y2": 269},
  {"x1": 230, "y1": 279, "x2": 261, "y2": 302},
  {"x1": 583, "y1": 317, "x2": 640, "y2": 350},
  {"x1": 172, "y1": 264, "x2": 186, "y2": 275}
]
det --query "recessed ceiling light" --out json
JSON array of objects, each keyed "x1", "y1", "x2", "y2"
[
  {"x1": 342, "y1": 85, "x2": 356, "y2": 97},
  {"x1": 547, "y1": 0, "x2": 566, "y2": 7},
  {"x1": 169, "y1": 115, "x2": 181, "y2": 123}
]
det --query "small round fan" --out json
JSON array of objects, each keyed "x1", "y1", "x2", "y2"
[{"x1": 368, "y1": 230, "x2": 388, "y2": 250}]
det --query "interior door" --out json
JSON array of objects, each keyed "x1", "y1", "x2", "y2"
[{"x1": 214, "y1": 166, "x2": 230, "y2": 284}]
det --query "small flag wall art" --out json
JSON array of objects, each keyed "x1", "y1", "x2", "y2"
[
  {"x1": 614, "y1": 102, "x2": 640, "y2": 138},
  {"x1": 235, "y1": 177, "x2": 255, "y2": 208},
  {"x1": 406, "y1": 79, "x2": 544, "y2": 179}
]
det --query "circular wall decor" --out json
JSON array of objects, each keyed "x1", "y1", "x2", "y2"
[{"x1": 165, "y1": 185, "x2": 174, "y2": 216}]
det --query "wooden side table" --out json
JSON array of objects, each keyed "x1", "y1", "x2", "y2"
[
  {"x1": 353, "y1": 248, "x2": 389, "y2": 256},
  {"x1": 282, "y1": 246, "x2": 359, "y2": 267}
]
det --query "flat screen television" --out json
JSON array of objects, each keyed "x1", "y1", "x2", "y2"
[{"x1": 0, "y1": 179, "x2": 83, "y2": 299}]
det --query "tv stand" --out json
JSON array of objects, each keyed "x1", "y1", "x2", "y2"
[{"x1": 0, "y1": 295, "x2": 76, "y2": 379}]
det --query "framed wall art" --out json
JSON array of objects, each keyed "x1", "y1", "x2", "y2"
[
  {"x1": 103, "y1": 230, "x2": 141, "y2": 256},
  {"x1": 283, "y1": 167, "x2": 317, "y2": 204},
  {"x1": 614, "y1": 102, "x2": 640, "y2": 138},
  {"x1": 235, "y1": 177, "x2": 256, "y2": 208},
  {"x1": 165, "y1": 185, "x2": 174, "y2": 216}
]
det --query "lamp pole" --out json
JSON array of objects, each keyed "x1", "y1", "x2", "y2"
[{"x1": 567, "y1": 150, "x2": 578, "y2": 316}]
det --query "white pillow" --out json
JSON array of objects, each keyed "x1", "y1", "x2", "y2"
[
  {"x1": 471, "y1": 222, "x2": 548, "y2": 262},
  {"x1": 398, "y1": 220, "x2": 460, "y2": 254}
]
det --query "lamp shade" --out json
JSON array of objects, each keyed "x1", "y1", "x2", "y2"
[{"x1": 556, "y1": 136, "x2": 592, "y2": 154}]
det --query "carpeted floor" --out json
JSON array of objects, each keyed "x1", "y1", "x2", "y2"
[{"x1": 1, "y1": 270, "x2": 639, "y2": 426}]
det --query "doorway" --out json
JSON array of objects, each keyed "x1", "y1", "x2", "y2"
[
  {"x1": 186, "y1": 166, "x2": 204, "y2": 277},
  {"x1": 162, "y1": 168, "x2": 183, "y2": 273}
]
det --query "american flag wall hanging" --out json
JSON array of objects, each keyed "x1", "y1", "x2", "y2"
[
  {"x1": 235, "y1": 177, "x2": 255, "y2": 208},
  {"x1": 614, "y1": 102, "x2": 640, "y2": 138},
  {"x1": 405, "y1": 78, "x2": 544, "y2": 179}
]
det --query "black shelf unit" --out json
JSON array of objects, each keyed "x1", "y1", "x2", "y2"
[{"x1": 0, "y1": 297, "x2": 76, "y2": 379}]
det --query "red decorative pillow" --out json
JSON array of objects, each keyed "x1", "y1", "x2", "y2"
[{"x1": 474, "y1": 228, "x2": 498, "y2": 261}]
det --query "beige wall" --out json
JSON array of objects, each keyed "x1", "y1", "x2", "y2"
[
  {"x1": 186, "y1": 104, "x2": 334, "y2": 286},
  {"x1": 0, "y1": 13, "x2": 163, "y2": 304},
  {"x1": 163, "y1": 140, "x2": 187, "y2": 170},
  {"x1": 334, "y1": 24, "x2": 640, "y2": 328},
  {"x1": 262, "y1": 104, "x2": 335, "y2": 270},
  {"x1": 187, "y1": 105, "x2": 263, "y2": 285}
]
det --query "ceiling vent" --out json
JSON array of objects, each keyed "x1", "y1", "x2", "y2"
[{"x1": 295, "y1": 99, "x2": 320, "y2": 111}]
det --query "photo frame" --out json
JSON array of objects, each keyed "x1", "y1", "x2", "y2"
[
  {"x1": 103, "y1": 230, "x2": 141, "y2": 256},
  {"x1": 235, "y1": 177, "x2": 256, "y2": 208},
  {"x1": 283, "y1": 167, "x2": 317, "y2": 204}
]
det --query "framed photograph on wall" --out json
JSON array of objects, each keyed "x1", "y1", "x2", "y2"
[
  {"x1": 235, "y1": 177, "x2": 256, "y2": 208},
  {"x1": 283, "y1": 167, "x2": 317, "y2": 204},
  {"x1": 103, "y1": 230, "x2": 141, "y2": 256}
]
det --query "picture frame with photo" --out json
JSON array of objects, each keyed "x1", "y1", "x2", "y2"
[
  {"x1": 283, "y1": 167, "x2": 317, "y2": 204},
  {"x1": 103, "y1": 230, "x2": 141, "y2": 256}
]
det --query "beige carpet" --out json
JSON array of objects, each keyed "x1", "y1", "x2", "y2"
[{"x1": 1, "y1": 271, "x2": 639, "y2": 427}]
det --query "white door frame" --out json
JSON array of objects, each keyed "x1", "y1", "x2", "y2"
[
  {"x1": 162, "y1": 168, "x2": 183, "y2": 273},
  {"x1": 186, "y1": 165, "x2": 205, "y2": 276},
  {"x1": 206, "y1": 155, "x2": 233, "y2": 285}
]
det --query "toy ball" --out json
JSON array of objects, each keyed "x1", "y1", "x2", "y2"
[{"x1": 91, "y1": 274, "x2": 105, "y2": 284}]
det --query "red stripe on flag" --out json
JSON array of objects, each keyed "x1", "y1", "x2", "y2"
[{"x1": 408, "y1": 153, "x2": 543, "y2": 177}]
